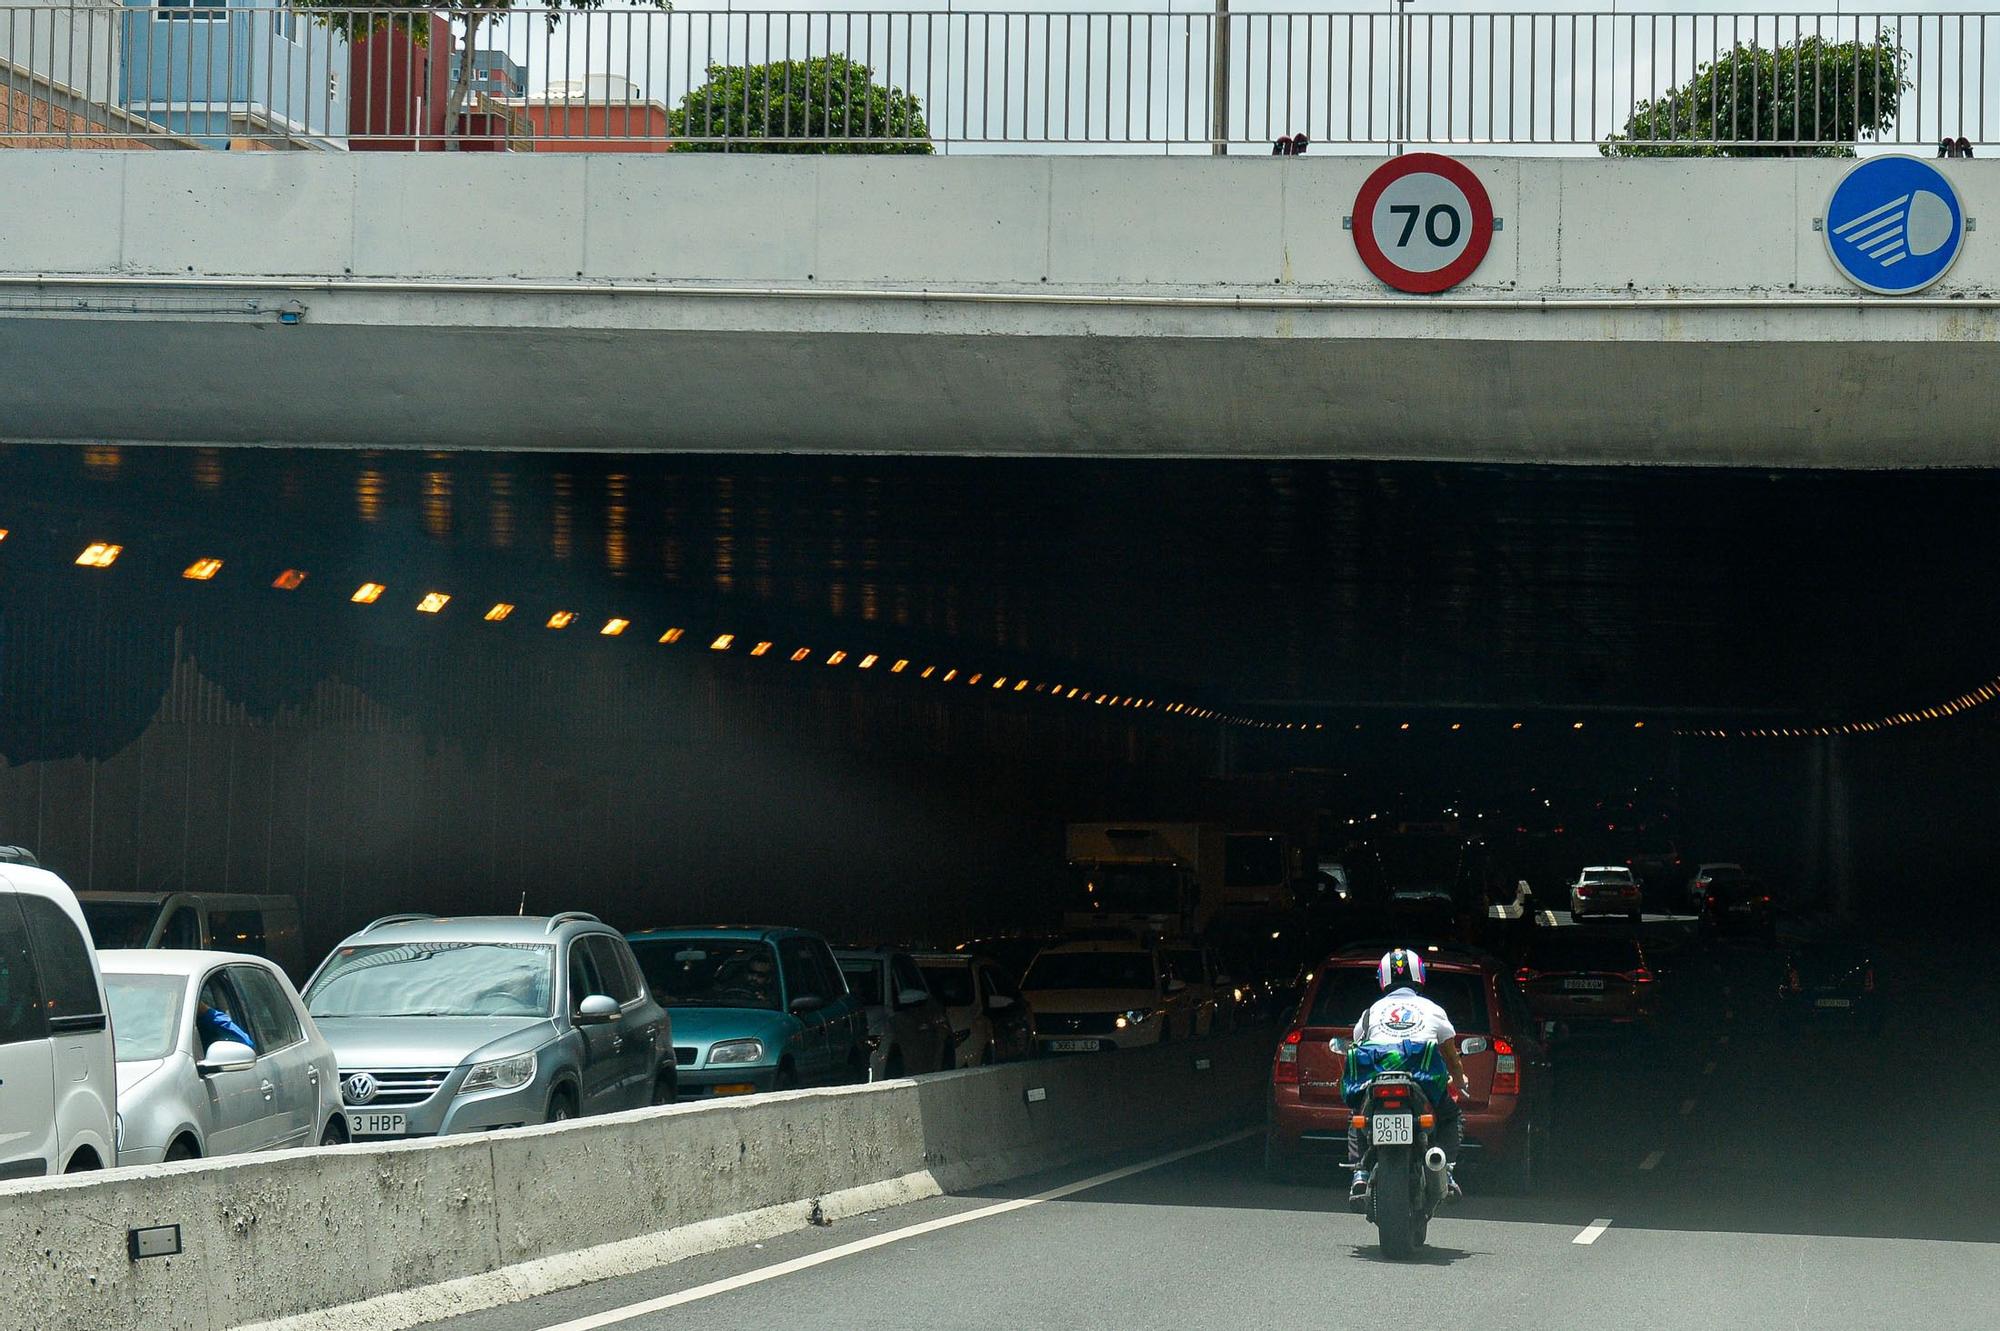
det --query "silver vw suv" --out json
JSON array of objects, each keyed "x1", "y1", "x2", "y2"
[{"x1": 302, "y1": 912, "x2": 672, "y2": 1139}]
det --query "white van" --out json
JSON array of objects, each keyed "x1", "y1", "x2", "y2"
[
  {"x1": 78, "y1": 891, "x2": 305, "y2": 982},
  {"x1": 0, "y1": 858, "x2": 118, "y2": 1177}
]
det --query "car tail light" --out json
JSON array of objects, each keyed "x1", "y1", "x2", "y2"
[
  {"x1": 1624, "y1": 968, "x2": 1654, "y2": 984},
  {"x1": 1786, "y1": 967, "x2": 1802, "y2": 994},
  {"x1": 1758, "y1": 895, "x2": 1772, "y2": 905},
  {"x1": 1274, "y1": 1029, "x2": 1301, "y2": 1085},
  {"x1": 1864, "y1": 968, "x2": 1876, "y2": 994},
  {"x1": 1515, "y1": 967, "x2": 1539, "y2": 984},
  {"x1": 1492, "y1": 1036, "x2": 1520, "y2": 1096}
]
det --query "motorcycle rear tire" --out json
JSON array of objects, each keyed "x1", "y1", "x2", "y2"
[{"x1": 1373, "y1": 1148, "x2": 1419, "y2": 1259}]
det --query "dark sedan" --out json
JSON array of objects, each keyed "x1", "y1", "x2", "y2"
[
  {"x1": 1702, "y1": 876, "x2": 1776, "y2": 943},
  {"x1": 1779, "y1": 942, "x2": 1880, "y2": 1029}
]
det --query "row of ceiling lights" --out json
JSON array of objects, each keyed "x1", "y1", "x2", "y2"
[
  {"x1": 43, "y1": 532, "x2": 1984, "y2": 740},
  {"x1": 1676, "y1": 674, "x2": 2000, "y2": 739},
  {"x1": 42, "y1": 536, "x2": 1255, "y2": 725}
]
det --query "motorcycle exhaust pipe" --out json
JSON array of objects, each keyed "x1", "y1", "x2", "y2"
[{"x1": 1424, "y1": 1147, "x2": 1449, "y2": 1175}]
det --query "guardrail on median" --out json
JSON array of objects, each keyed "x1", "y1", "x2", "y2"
[
  {"x1": 0, "y1": 6, "x2": 1993, "y2": 153},
  {"x1": 0, "y1": 1031, "x2": 1268, "y2": 1331}
]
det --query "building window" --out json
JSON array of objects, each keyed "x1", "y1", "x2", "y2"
[{"x1": 158, "y1": 0, "x2": 226, "y2": 20}]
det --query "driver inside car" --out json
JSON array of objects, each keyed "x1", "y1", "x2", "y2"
[
  {"x1": 1346, "y1": 948, "x2": 1470, "y2": 1209},
  {"x1": 196, "y1": 986, "x2": 257, "y2": 1055}
]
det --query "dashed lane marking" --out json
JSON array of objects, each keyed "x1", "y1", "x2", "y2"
[
  {"x1": 531, "y1": 1128, "x2": 1262, "y2": 1330},
  {"x1": 1639, "y1": 1150, "x2": 1664, "y2": 1171},
  {"x1": 1573, "y1": 1218, "x2": 1614, "y2": 1245}
]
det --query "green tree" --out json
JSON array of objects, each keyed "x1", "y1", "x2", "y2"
[
  {"x1": 1601, "y1": 33, "x2": 1908, "y2": 157},
  {"x1": 669, "y1": 55, "x2": 933, "y2": 153},
  {"x1": 296, "y1": 0, "x2": 669, "y2": 149}
]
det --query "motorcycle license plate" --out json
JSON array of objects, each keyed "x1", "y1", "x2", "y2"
[
  {"x1": 1815, "y1": 998, "x2": 1851, "y2": 1009},
  {"x1": 1373, "y1": 1113, "x2": 1414, "y2": 1145},
  {"x1": 1563, "y1": 978, "x2": 1605, "y2": 991}
]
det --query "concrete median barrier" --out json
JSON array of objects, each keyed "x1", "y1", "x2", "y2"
[{"x1": 0, "y1": 1029, "x2": 1271, "y2": 1331}]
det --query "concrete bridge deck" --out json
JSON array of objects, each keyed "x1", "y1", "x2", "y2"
[{"x1": 4, "y1": 152, "x2": 1996, "y2": 464}]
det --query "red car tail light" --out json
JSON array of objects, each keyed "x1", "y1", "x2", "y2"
[
  {"x1": 1515, "y1": 967, "x2": 1540, "y2": 984},
  {"x1": 1490, "y1": 1035, "x2": 1520, "y2": 1095},
  {"x1": 1786, "y1": 967, "x2": 1802, "y2": 994},
  {"x1": 1274, "y1": 1029, "x2": 1302, "y2": 1085},
  {"x1": 1492, "y1": 1065, "x2": 1519, "y2": 1095},
  {"x1": 1864, "y1": 968, "x2": 1876, "y2": 993},
  {"x1": 1624, "y1": 968, "x2": 1654, "y2": 984}
]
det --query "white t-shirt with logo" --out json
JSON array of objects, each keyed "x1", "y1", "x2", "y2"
[{"x1": 1353, "y1": 987, "x2": 1457, "y2": 1047}]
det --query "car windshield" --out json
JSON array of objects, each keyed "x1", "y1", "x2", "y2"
[
  {"x1": 82, "y1": 900, "x2": 163, "y2": 949},
  {"x1": 1582, "y1": 869, "x2": 1634, "y2": 883},
  {"x1": 1527, "y1": 935, "x2": 1644, "y2": 973},
  {"x1": 305, "y1": 942, "x2": 555, "y2": 1018},
  {"x1": 629, "y1": 939, "x2": 781, "y2": 1011},
  {"x1": 838, "y1": 958, "x2": 885, "y2": 1006},
  {"x1": 105, "y1": 972, "x2": 186, "y2": 1061},
  {"x1": 1305, "y1": 967, "x2": 1491, "y2": 1036},
  {"x1": 919, "y1": 963, "x2": 976, "y2": 1007},
  {"x1": 1022, "y1": 951, "x2": 1155, "y2": 991}
]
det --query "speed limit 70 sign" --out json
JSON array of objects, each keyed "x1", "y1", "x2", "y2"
[{"x1": 1351, "y1": 153, "x2": 1496, "y2": 294}]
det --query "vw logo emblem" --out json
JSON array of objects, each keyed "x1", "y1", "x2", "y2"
[{"x1": 342, "y1": 1073, "x2": 378, "y2": 1105}]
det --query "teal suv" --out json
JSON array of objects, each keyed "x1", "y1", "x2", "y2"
[{"x1": 625, "y1": 927, "x2": 866, "y2": 1099}]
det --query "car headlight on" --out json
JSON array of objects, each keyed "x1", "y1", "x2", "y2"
[
  {"x1": 1115, "y1": 1008, "x2": 1154, "y2": 1029},
  {"x1": 458, "y1": 1052, "x2": 537, "y2": 1095},
  {"x1": 706, "y1": 1038, "x2": 767, "y2": 1066}
]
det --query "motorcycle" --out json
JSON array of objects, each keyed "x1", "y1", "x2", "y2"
[{"x1": 1354, "y1": 1069, "x2": 1450, "y2": 1258}]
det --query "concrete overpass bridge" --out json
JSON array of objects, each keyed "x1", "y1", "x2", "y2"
[{"x1": 4, "y1": 151, "x2": 1998, "y2": 466}]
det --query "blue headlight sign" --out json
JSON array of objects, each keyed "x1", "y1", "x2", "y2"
[{"x1": 1823, "y1": 155, "x2": 1965, "y2": 296}]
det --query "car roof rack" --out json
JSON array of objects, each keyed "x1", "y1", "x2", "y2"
[
  {"x1": 0, "y1": 846, "x2": 40, "y2": 867},
  {"x1": 544, "y1": 911, "x2": 601, "y2": 933},
  {"x1": 358, "y1": 912, "x2": 437, "y2": 935}
]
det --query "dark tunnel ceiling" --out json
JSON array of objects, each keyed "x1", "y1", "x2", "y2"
[{"x1": 1, "y1": 443, "x2": 1991, "y2": 721}]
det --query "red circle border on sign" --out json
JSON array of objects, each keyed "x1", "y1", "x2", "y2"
[{"x1": 1351, "y1": 153, "x2": 1496, "y2": 294}]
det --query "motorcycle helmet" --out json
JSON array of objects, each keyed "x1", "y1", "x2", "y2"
[{"x1": 1376, "y1": 947, "x2": 1427, "y2": 991}]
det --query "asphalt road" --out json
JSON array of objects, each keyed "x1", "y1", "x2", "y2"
[{"x1": 423, "y1": 924, "x2": 2000, "y2": 1331}]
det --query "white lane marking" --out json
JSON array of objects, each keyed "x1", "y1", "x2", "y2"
[
  {"x1": 1679, "y1": 1098, "x2": 1697, "y2": 1116},
  {"x1": 1573, "y1": 1218, "x2": 1614, "y2": 1245},
  {"x1": 1701, "y1": 1061, "x2": 1716, "y2": 1076},
  {"x1": 1638, "y1": 1150, "x2": 1664, "y2": 1171},
  {"x1": 534, "y1": 1129, "x2": 1261, "y2": 1330}
]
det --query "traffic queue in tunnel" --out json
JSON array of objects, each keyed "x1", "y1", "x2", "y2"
[{"x1": 0, "y1": 791, "x2": 1877, "y2": 1192}]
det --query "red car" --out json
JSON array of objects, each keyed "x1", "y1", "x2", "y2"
[
  {"x1": 1516, "y1": 931, "x2": 1659, "y2": 1030},
  {"x1": 1265, "y1": 945, "x2": 1554, "y2": 1192}
]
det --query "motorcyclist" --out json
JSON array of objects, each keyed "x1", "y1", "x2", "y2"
[{"x1": 1346, "y1": 948, "x2": 1470, "y2": 1208}]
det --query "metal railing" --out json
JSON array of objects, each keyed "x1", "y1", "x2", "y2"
[{"x1": 2, "y1": 5, "x2": 1996, "y2": 152}]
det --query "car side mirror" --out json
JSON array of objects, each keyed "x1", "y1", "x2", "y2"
[
  {"x1": 197, "y1": 1040, "x2": 256, "y2": 1076},
  {"x1": 1458, "y1": 1036, "x2": 1489, "y2": 1056},
  {"x1": 789, "y1": 994, "x2": 827, "y2": 1016},
  {"x1": 896, "y1": 988, "x2": 931, "y2": 1009},
  {"x1": 575, "y1": 994, "x2": 620, "y2": 1025},
  {"x1": 986, "y1": 994, "x2": 1016, "y2": 1012}
]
